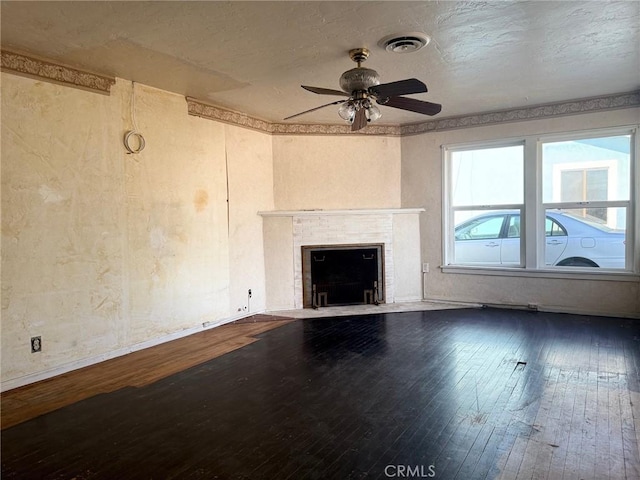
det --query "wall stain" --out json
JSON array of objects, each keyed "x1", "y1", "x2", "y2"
[{"x1": 194, "y1": 189, "x2": 209, "y2": 213}]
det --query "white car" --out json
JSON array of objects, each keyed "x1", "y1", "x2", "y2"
[{"x1": 454, "y1": 210, "x2": 626, "y2": 268}]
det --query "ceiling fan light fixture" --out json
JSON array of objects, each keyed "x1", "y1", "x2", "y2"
[
  {"x1": 378, "y1": 32, "x2": 431, "y2": 53},
  {"x1": 338, "y1": 101, "x2": 356, "y2": 122},
  {"x1": 365, "y1": 104, "x2": 382, "y2": 122}
]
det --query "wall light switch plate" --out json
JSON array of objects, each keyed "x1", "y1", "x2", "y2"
[{"x1": 422, "y1": 263, "x2": 429, "y2": 273}]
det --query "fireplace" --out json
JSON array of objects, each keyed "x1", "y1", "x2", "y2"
[
  {"x1": 260, "y1": 208, "x2": 424, "y2": 311},
  {"x1": 302, "y1": 244, "x2": 384, "y2": 308}
]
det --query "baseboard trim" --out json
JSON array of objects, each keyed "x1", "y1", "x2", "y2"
[
  {"x1": 1, "y1": 310, "x2": 264, "y2": 392},
  {"x1": 393, "y1": 295, "x2": 426, "y2": 303},
  {"x1": 424, "y1": 296, "x2": 639, "y2": 319}
]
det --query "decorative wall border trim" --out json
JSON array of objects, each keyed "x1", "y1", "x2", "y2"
[
  {"x1": 188, "y1": 91, "x2": 639, "y2": 137},
  {"x1": 400, "y1": 91, "x2": 640, "y2": 136},
  {"x1": 187, "y1": 97, "x2": 274, "y2": 133},
  {"x1": 1, "y1": 50, "x2": 115, "y2": 94},
  {"x1": 186, "y1": 97, "x2": 401, "y2": 136},
  {"x1": 270, "y1": 122, "x2": 401, "y2": 136}
]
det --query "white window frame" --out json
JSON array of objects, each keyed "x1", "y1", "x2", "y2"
[
  {"x1": 442, "y1": 126, "x2": 638, "y2": 280},
  {"x1": 443, "y1": 140, "x2": 525, "y2": 268}
]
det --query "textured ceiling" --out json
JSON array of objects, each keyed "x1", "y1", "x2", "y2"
[{"x1": 1, "y1": 1, "x2": 639, "y2": 126}]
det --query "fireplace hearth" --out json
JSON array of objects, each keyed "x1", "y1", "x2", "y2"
[{"x1": 302, "y1": 244, "x2": 384, "y2": 308}]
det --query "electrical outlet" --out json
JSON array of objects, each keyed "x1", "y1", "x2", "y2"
[
  {"x1": 31, "y1": 336, "x2": 42, "y2": 353},
  {"x1": 248, "y1": 289, "x2": 252, "y2": 298},
  {"x1": 422, "y1": 263, "x2": 430, "y2": 273}
]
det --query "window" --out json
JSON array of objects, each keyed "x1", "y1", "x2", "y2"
[
  {"x1": 542, "y1": 133, "x2": 630, "y2": 269},
  {"x1": 444, "y1": 129, "x2": 635, "y2": 273},
  {"x1": 448, "y1": 144, "x2": 524, "y2": 266}
]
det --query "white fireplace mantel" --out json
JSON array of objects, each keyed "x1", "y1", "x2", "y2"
[
  {"x1": 258, "y1": 208, "x2": 425, "y2": 217},
  {"x1": 260, "y1": 208, "x2": 424, "y2": 311}
]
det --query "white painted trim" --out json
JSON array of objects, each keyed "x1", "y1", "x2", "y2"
[
  {"x1": 440, "y1": 265, "x2": 640, "y2": 282},
  {"x1": 258, "y1": 208, "x2": 425, "y2": 217},
  {"x1": 0, "y1": 310, "x2": 264, "y2": 393},
  {"x1": 537, "y1": 304, "x2": 640, "y2": 319},
  {"x1": 424, "y1": 296, "x2": 640, "y2": 319},
  {"x1": 421, "y1": 298, "x2": 484, "y2": 309},
  {"x1": 393, "y1": 295, "x2": 424, "y2": 303}
]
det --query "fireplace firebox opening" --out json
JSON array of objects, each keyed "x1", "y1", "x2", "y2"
[{"x1": 302, "y1": 244, "x2": 384, "y2": 308}]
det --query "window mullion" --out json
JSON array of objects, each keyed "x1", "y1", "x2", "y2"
[
  {"x1": 543, "y1": 200, "x2": 629, "y2": 210},
  {"x1": 524, "y1": 137, "x2": 540, "y2": 269}
]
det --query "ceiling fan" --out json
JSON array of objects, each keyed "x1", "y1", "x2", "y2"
[{"x1": 284, "y1": 48, "x2": 442, "y2": 131}]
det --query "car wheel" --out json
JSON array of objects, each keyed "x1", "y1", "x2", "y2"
[{"x1": 556, "y1": 257, "x2": 598, "y2": 267}]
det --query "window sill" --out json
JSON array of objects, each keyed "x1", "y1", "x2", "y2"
[{"x1": 440, "y1": 265, "x2": 640, "y2": 282}]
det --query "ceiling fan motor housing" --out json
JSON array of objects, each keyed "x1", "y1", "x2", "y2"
[{"x1": 339, "y1": 67, "x2": 380, "y2": 93}]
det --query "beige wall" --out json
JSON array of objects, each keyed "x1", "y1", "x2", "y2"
[
  {"x1": 272, "y1": 134, "x2": 401, "y2": 210},
  {"x1": 2, "y1": 74, "x2": 129, "y2": 384},
  {"x1": 226, "y1": 124, "x2": 274, "y2": 315},
  {"x1": 1, "y1": 75, "x2": 273, "y2": 388},
  {"x1": 401, "y1": 108, "x2": 640, "y2": 317},
  {"x1": 123, "y1": 83, "x2": 230, "y2": 345}
]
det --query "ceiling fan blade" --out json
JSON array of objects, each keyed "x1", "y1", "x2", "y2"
[
  {"x1": 379, "y1": 96, "x2": 442, "y2": 116},
  {"x1": 369, "y1": 79, "x2": 427, "y2": 98},
  {"x1": 302, "y1": 85, "x2": 350, "y2": 97},
  {"x1": 351, "y1": 108, "x2": 367, "y2": 132},
  {"x1": 283, "y1": 99, "x2": 347, "y2": 121}
]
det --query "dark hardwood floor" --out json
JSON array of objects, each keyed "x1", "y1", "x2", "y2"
[
  {"x1": 1, "y1": 318, "x2": 293, "y2": 430},
  {"x1": 2, "y1": 308, "x2": 639, "y2": 479}
]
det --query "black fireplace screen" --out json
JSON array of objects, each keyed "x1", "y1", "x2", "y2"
[{"x1": 302, "y1": 245, "x2": 384, "y2": 308}]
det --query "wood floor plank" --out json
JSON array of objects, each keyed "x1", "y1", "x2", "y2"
[
  {"x1": 619, "y1": 375, "x2": 640, "y2": 479},
  {"x1": 581, "y1": 369, "x2": 599, "y2": 480}
]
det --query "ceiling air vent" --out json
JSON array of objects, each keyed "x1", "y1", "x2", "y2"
[{"x1": 378, "y1": 33, "x2": 431, "y2": 54}]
